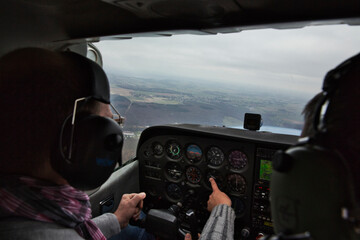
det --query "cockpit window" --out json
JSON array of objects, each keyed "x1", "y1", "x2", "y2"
[{"x1": 95, "y1": 25, "x2": 360, "y2": 163}]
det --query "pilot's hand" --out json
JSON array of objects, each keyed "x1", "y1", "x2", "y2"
[
  {"x1": 207, "y1": 178, "x2": 231, "y2": 212},
  {"x1": 114, "y1": 192, "x2": 146, "y2": 229},
  {"x1": 132, "y1": 193, "x2": 144, "y2": 221},
  {"x1": 184, "y1": 233, "x2": 200, "y2": 239}
]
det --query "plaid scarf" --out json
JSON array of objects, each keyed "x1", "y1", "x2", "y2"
[{"x1": 0, "y1": 175, "x2": 106, "y2": 240}]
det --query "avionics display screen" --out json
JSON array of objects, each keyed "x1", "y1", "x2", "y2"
[{"x1": 259, "y1": 159, "x2": 272, "y2": 181}]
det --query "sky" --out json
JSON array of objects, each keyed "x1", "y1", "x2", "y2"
[{"x1": 94, "y1": 24, "x2": 360, "y2": 98}]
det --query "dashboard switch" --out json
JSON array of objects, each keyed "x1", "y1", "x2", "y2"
[
  {"x1": 256, "y1": 233, "x2": 265, "y2": 240},
  {"x1": 240, "y1": 227, "x2": 250, "y2": 238}
]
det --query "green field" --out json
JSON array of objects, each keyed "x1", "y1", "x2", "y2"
[{"x1": 108, "y1": 73, "x2": 305, "y2": 130}]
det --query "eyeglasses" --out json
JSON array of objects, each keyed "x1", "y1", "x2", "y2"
[
  {"x1": 71, "y1": 97, "x2": 125, "y2": 126},
  {"x1": 110, "y1": 103, "x2": 125, "y2": 125}
]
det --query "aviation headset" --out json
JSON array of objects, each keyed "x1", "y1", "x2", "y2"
[
  {"x1": 50, "y1": 52, "x2": 124, "y2": 190},
  {"x1": 269, "y1": 53, "x2": 360, "y2": 240}
]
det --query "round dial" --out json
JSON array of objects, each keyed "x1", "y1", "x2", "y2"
[
  {"x1": 186, "y1": 166, "x2": 202, "y2": 184},
  {"x1": 227, "y1": 174, "x2": 246, "y2": 194},
  {"x1": 165, "y1": 162, "x2": 183, "y2": 180},
  {"x1": 167, "y1": 183, "x2": 182, "y2": 200},
  {"x1": 166, "y1": 141, "x2": 182, "y2": 160},
  {"x1": 186, "y1": 144, "x2": 202, "y2": 163},
  {"x1": 229, "y1": 150, "x2": 248, "y2": 170},
  {"x1": 153, "y1": 143, "x2": 164, "y2": 156},
  {"x1": 207, "y1": 147, "x2": 225, "y2": 166},
  {"x1": 143, "y1": 149, "x2": 151, "y2": 158},
  {"x1": 206, "y1": 170, "x2": 224, "y2": 190}
]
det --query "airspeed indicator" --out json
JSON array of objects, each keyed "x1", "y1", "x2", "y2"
[{"x1": 166, "y1": 141, "x2": 182, "y2": 160}]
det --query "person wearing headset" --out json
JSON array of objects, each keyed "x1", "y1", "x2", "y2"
[
  {"x1": 0, "y1": 47, "x2": 233, "y2": 240},
  {"x1": 0, "y1": 48, "x2": 147, "y2": 240},
  {"x1": 270, "y1": 52, "x2": 360, "y2": 240}
]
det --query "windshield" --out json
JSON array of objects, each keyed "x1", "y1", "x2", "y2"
[{"x1": 95, "y1": 25, "x2": 360, "y2": 163}]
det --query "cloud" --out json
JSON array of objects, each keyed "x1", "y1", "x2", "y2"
[{"x1": 95, "y1": 24, "x2": 360, "y2": 97}]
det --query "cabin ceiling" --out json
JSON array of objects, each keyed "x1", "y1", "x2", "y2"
[{"x1": 0, "y1": 0, "x2": 359, "y2": 55}]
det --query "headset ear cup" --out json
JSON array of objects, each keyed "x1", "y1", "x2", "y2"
[
  {"x1": 270, "y1": 145, "x2": 356, "y2": 239},
  {"x1": 51, "y1": 114, "x2": 123, "y2": 190},
  {"x1": 272, "y1": 150, "x2": 293, "y2": 173}
]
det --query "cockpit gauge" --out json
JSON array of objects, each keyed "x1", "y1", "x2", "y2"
[
  {"x1": 165, "y1": 162, "x2": 183, "y2": 180},
  {"x1": 166, "y1": 141, "x2": 182, "y2": 160},
  {"x1": 227, "y1": 174, "x2": 246, "y2": 194},
  {"x1": 153, "y1": 143, "x2": 164, "y2": 156},
  {"x1": 229, "y1": 150, "x2": 248, "y2": 170},
  {"x1": 167, "y1": 183, "x2": 182, "y2": 201},
  {"x1": 143, "y1": 150, "x2": 152, "y2": 158},
  {"x1": 207, "y1": 147, "x2": 225, "y2": 166},
  {"x1": 206, "y1": 170, "x2": 224, "y2": 190},
  {"x1": 186, "y1": 144, "x2": 202, "y2": 163},
  {"x1": 185, "y1": 166, "x2": 202, "y2": 184}
]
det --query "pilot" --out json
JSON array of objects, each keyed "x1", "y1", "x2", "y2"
[
  {"x1": 0, "y1": 48, "x2": 146, "y2": 239},
  {"x1": 270, "y1": 52, "x2": 360, "y2": 239}
]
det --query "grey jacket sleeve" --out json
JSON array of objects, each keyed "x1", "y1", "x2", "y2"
[
  {"x1": 92, "y1": 213, "x2": 121, "y2": 239},
  {"x1": 200, "y1": 204, "x2": 235, "y2": 240}
]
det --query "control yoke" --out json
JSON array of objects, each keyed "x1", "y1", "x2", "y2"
[{"x1": 130, "y1": 204, "x2": 198, "y2": 240}]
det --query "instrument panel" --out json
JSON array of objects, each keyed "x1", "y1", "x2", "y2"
[{"x1": 137, "y1": 124, "x2": 298, "y2": 239}]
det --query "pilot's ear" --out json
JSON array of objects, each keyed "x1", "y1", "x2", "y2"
[{"x1": 51, "y1": 113, "x2": 123, "y2": 190}]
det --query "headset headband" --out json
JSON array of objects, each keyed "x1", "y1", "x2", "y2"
[
  {"x1": 313, "y1": 52, "x2": 360, "y2": 133},
  {"x1": 62, "y1": 52, "x2": 111, "y2": 104},
  {"x1": 322, "y1": 52, "x2": 360, "y2": 92}
]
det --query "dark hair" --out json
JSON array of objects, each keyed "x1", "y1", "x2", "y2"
[
  {"x1": 0, "y1": 48, "x2": 95, "y2": 174},
  {"x1": 300, "y1": 92, "x2": 323, "y2": 138}
]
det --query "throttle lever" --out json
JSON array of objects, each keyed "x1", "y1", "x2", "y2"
[{"x1": 186, "y1": 209, "x2": 199, "y2": 240}]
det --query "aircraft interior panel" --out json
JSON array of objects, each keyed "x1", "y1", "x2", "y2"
[{"x1": 137, "y1": 124, "x2": 298, "y2": 239}]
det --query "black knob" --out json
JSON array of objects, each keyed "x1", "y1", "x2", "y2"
[
  {"x1": 168, "y1": 204, "x2": 181, "y2": 216},
  {"x1": 241, "y1": 227, "x2": 251, "y2": 238}
]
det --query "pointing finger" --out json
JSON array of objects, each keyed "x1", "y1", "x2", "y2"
[{"x1": 209, "y1": 178, "x2": 219, "y2": 192}]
